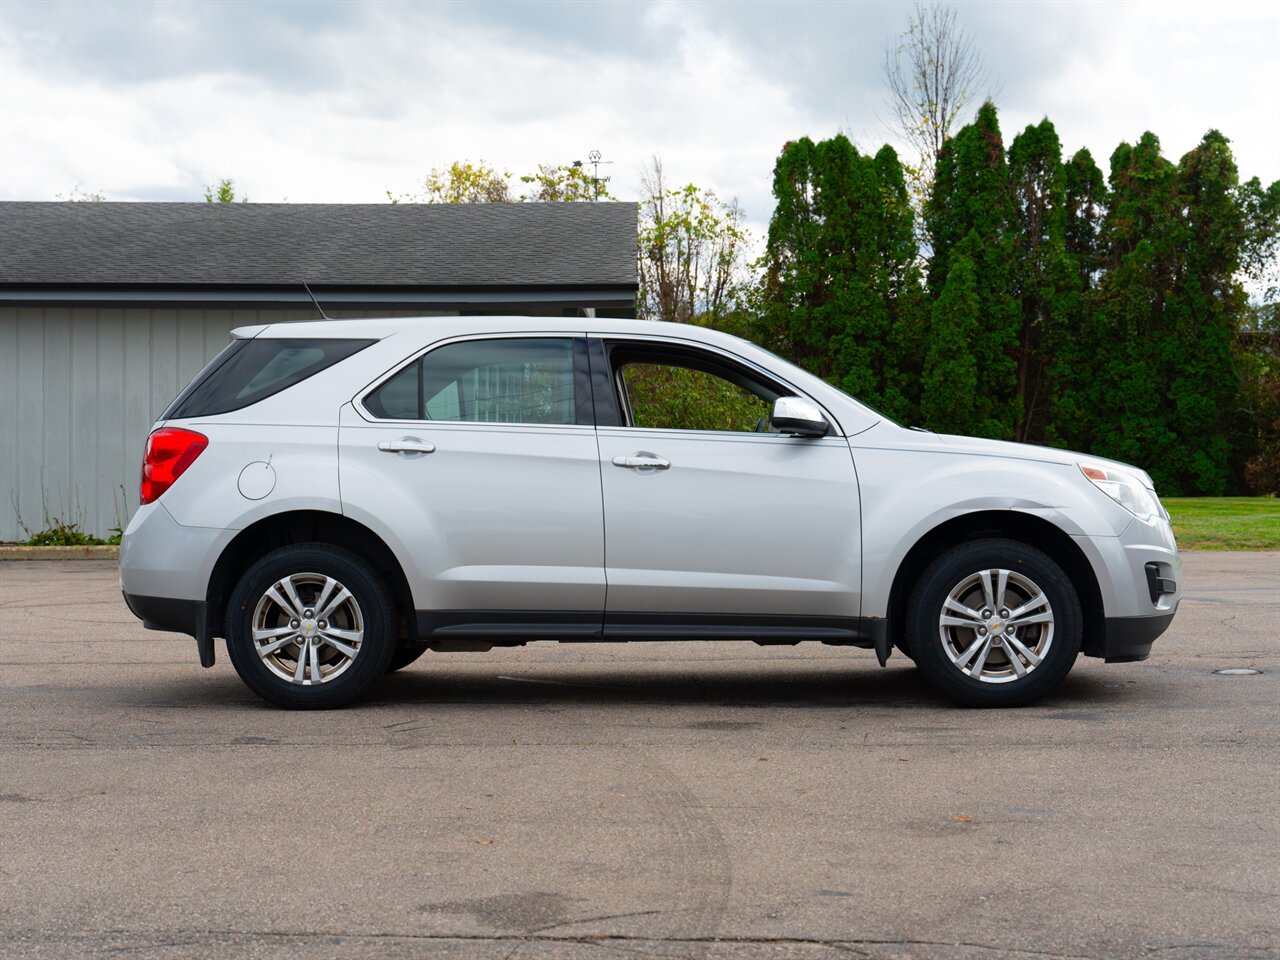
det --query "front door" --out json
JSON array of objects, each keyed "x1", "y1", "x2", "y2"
[{"x1": 591, "y1": 337, "x2": 862, "y2": 634}]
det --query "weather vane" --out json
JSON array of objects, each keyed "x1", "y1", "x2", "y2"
[{"x1": 572, "y1": 149, "x2": 613, "y2": 201}]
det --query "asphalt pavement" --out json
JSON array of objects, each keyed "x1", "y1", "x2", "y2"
[{"x1": 1, "y1": 552, "x2": 1277, "y2": 960}]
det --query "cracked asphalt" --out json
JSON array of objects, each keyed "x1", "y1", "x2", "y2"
[{"x1": 1, "y1": 552, "x2": 1277, "y2": 960}]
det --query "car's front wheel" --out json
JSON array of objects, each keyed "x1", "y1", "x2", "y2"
[
  {"x1": 905, "y1": 539, "x2": 1082, "y2": 707},
  {"x1": 225, "y1": 545, "x2": 395, "y2": 708}
]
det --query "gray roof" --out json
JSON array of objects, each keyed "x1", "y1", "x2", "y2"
[{"x1": 0, "y1": 201, "x2": 637, "y2": 288}]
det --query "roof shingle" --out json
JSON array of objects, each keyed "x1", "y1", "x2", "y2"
[{"x1": 0, "y1": 201, "x2": 637, "y2": 288}]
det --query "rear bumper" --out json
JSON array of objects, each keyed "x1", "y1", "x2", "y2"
[
  {"x1": 121, "y1": 592, "x2": 214, "y2": 668},
  {"x1": 122, "y1": 592, "x2": 200, "y2": 636}
]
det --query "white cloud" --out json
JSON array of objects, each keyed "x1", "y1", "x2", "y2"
[{"x1": 1, "y1": 0, "x2": 1276, "y2": 231}]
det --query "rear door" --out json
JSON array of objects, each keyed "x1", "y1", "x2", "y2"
[{"x1": 338, "y1": 335, "x2": 605, "y2": 636}]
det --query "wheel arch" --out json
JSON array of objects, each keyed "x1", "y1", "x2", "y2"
[
  {"x1": 206, "y1": 510, "x2": 415, "y2": 643},
  {"x1": 886, "y1": 510, "x2": 1104, "y2": 656}
]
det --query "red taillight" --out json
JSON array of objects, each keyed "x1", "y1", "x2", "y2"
[{"x1": 140, "y1": 428, "x2": 208, "y2": 504}]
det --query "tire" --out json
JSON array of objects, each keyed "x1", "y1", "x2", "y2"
[
  {"x1": 386, "y1": 640, "x2": 429, "y2": 673},
  {"x1": 225, "y1": 544, "x2": 396, "y2": 709},
  {"x1": 905, "y1": 538, "x2": 1081, "y2": 707}
]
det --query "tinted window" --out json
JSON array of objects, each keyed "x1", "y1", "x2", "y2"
[
  {"x1": 165, "y1": 339, "x2": 374, "y2": 419},
  {"x1": 365, "y1": 338, "x2": 576, "y2": 424}
]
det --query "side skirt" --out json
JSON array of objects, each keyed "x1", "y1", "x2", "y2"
[{"x1": 415, "y1": 609, "x2": 885, "y2": 653}]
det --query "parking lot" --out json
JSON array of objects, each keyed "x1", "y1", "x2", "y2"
[{"x1": 1, "y1": 553, "x2": 1276, "y2": 959}]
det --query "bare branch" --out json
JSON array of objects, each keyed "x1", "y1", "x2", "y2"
[{"x1": 883, "y1": 2, "x2": 993, "y2": 191}]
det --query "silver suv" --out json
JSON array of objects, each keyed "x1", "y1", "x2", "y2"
[{"x1": 120, "y1": 316, "x2": 1181, "y2": 708}]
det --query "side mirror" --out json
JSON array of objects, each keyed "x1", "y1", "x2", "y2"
[{"x1": 770, "y1": 397, "x2": 830, "y2": 437}]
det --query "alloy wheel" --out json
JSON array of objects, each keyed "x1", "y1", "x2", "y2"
[
  {"x1": 250, "y1": 572, "x2": 365, "y2": 685},
  {"x1": 937, "y1": 568, "x2": 1055, "y2": 684}
]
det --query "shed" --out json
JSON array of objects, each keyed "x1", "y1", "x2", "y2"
[{"x1": 0, "y1": 201, "x2": 638, "y2": 540}]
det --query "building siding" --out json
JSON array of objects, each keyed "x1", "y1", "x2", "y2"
[{"x1": 0, "y1": 306, "x2": 437, "y2": 541}]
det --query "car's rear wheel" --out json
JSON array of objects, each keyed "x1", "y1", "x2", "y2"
[
  {"x1": 906, "y1": 539, "x2": 1081, "y2": 707},
  {"x1": 226, "y1": 544, "x2": 395, "y2": 708}
]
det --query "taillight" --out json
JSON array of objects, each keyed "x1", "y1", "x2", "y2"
[{"x1": 140, "y1": 428, "x2": 208, "y2": 504}]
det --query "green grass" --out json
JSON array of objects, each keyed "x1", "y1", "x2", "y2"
[{"x1": 1162, "y1": 497, "x2": 1280, "y2": 551}]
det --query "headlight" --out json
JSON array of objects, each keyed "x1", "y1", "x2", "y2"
[{"x1": 1079, "y1": 464, "x2": 1165, "y2": 522}]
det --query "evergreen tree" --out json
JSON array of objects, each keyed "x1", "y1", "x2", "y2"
[
  {"x1": 761, "y1": 135, "x2": 926, "y2": 423},
  {"x1": 1235, "y1": 178, "x2": 1280, "y2": 491},
  {"x1": 1084, "y1": 131, "x2": 1246, "y2": 494},
  {"x1": 1049, "y1": 148, "x2": 1109, "y2": 453},
  {"x1": 922, "y1": 236, "x2": 981, "y2": 434},
  {"x1": 1062, "y1": 149, "x2": 1107, "y2": 288},
  {"x1": 1165, "y1": 131, "x2": 1245, "y2": 492},
  {"x1": 1007, "y1": 119, "x2": 1076, "y2": 442},
  {"x1": 924, "y1": 102, "x2": 1020, "y2": 438}
]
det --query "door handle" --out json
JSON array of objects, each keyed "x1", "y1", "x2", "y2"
[
  {"x1": 612, "y1": 454, "x2": 670, "y2": 470},
  {"x1": 378, "y1": 438, "x2": 436, "y2": 454}
]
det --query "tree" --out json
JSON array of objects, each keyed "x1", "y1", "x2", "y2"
[
  {"x1": 1062, "y1": 148, "x2": 1107, "y2": 288},
  {"x1": 1238, "y1": 175, "x2": 1280, "y2": 303},
  {"x1": 1235, "y1": 177, "x2": 1280, "y2": 491},
  {"x1": 760, "y1": 136, "x2": 927, "y2": 422},
  {"x1": 204, "y1": 178, "x2": 247, "y2": 203},
  {"x1": 390, "y1": 160, "x2": 614, "y2": 204},
  {"x1": 883, "y1": 2, "x2": 993, "y2": 207},
  {"x1": 520, "y1": 163, "x2": 614, "y2": 202},
  {"x1": 1048, "y1": 148, "x2": 1108, "y2": 451},
  {"x1": 389, "y1": 160, "x2": 513, "y2": 204},
  {"x1": 1238, "y1": 304, "x2": 1280, "y2": 494},
  {"x1": 924, "y1": 101, "x2": 1020, "y2": 438},
  {"x1": 1007, "y1": 118, "x2": 1077, "y2": 442},
  {"x1": 921, "y1": 238, "x2": 981, "y2": 433},
  {"x1": 637, "y1": 157, "x2": 750, "y2": 326},
  {"x1": 1074, "y1": 131, "x2": 1249, "y2": 494},
  {"x1": 55, "y1": 183, "x2": 105, "y2": 202}
]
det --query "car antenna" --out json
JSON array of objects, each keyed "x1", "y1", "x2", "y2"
[{"x1": 301, "y1": 282, "x2": 330, "y2": 320}]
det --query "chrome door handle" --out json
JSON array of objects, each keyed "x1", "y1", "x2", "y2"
[
  {"x1": 612, "y1": 454, "x2": 670, "y2": 470},
  {"x1": 377, "y1": 438, "x2": 436, "y2": 454}
]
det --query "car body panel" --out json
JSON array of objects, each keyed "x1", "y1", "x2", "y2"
[
  {"x1": 338, "y1": 405, "x2": 606, "y2": 613},
  {"x1": 596, "y1": 426, "x2": 862, "y2": 617}
]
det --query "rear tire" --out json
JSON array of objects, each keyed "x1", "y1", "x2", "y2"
[
  {"x1": 906, "y1": 539, "x2": 1081, "y2": 707},
  {"x1": 225, "y1": 544, "x2": 395, "y2": 709}
]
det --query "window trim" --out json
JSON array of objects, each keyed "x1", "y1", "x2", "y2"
[
  {"x1": 589, "y1": 334, "x2": 845, "y2": 437},
  {"x1": 352, "y1": 332, "x2": 594, "y2": 428}
]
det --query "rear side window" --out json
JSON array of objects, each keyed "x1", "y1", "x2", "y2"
[
  {"x1": 164, "y1": 339, "x2": 375, "y2": 419},
  {"x1": 364, "y1": 338, "x2": 577, "y2": 424}
]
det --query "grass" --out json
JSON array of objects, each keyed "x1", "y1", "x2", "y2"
[{"x1": 1162, "y1": 497, "x2": 1280, "y2": 551}]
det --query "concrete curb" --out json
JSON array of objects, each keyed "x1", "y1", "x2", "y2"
[{"x1": 0, "y1": 545, "x2": 119, "y2": 561}]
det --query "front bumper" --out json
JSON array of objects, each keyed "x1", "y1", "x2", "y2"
[
  {"x1": 1073, "y1": 512, "x2": 1181, "y2": 661},
  {"x1": 1093, "y1": 612, "x2": 1176, "y2": 662}
]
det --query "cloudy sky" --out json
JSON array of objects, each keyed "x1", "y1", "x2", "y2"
[{"x1": 1, "y1": 0, "x2": 1277, "y2": 238}]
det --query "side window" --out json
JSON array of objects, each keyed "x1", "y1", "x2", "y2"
[
  {"x1": 164, "y1": 338, "x2": 375, "y2": 419},
  {"x1": 364, "y1": 338, "x2": 577, "y2": 425},
  {"x1": 616, "y1": 355, "x2": 781, "y2": 432}
]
